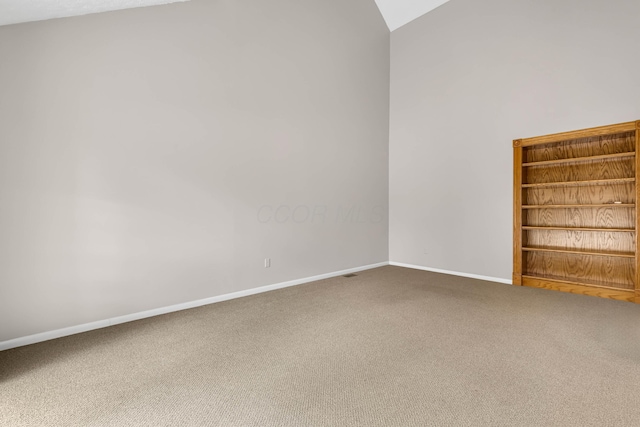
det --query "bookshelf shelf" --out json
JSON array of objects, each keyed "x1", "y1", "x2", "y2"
[{"x1": 513, "y1": 120, "x2": 640, "y2": 303}]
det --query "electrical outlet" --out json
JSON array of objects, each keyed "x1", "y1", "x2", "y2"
[{"x1": 264, "y1": 258, "x2": 271, "y2": 268}]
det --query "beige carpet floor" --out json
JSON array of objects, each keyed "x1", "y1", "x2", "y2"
[{"x1": 2, "y1": 266, "x2": 640, "y2": 426}]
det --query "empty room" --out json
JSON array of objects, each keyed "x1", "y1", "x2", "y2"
[{"x1": 1, "y1": 0, "x2": 640, "y2": 425}]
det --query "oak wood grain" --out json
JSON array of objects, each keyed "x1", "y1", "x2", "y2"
[
  {"x1": 521, "y1": 124, "x2": 636, "y2": 147},
  {"x1": 513, "y1": 145, "x2": 523, "y2": 286},
  {"x1": 522, "y1": 226, "x2": 634, "y2": 232},
  {"x1": 522, "y1": 178, "x2": 635, "y2": 188},
  {"x1": 636, "y1": 123, "x2": 640, "y2": 301},
  {"x1": 515, "y1": 120, "x2": 639, "y2": 302},
  {"x1": 525, "y1": 207, "x2": 635, "y2": 229},
  {"x1": 522, "y1": 152, "x2": 635, "y2": 167},
  {"x1": 522, "y1": 247, "x2": 634, "y2": 259},
  {"x1": 524, "y1": 158, "x2": 634, "y2": 185},
  {"x1": 524, "y1": 132, "x2": 635, "y2": 161},
  {"x1": 521, "y1": 276, "x2": 635, "y2": 302},
  {"x1": 523, "y1": 251, "x2": 635, "y2": 289},
  {"x1": 524, "y1": 229, "x2": 635, "y2": 254},
  {"x1": 524, "y1": 183, "x2": 635, "y2": 206},
  {"x1": 523, "y1": 204, "x2": 634, "y2": 209}
]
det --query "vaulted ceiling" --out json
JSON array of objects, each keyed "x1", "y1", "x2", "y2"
[
  {"x1": 0, "y1": 0, "x2": 189, "y2": 27},
  {"x1": 374, "y1": 0, "x2": 450, "y2": 31},
  {"x1": 0, "y1": 0, "x2": 449, "y2": 31}
]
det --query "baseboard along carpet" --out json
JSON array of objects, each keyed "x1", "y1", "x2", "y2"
[{"x1": 1, "y1": 266, "x2": 639, "y2": 426}]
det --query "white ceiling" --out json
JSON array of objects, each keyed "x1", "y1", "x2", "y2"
[
  {"x1": 375, "y1": 0, "x2": 450, "y2": 31},
  {"x1": 0, "y1": 0, "x2": 189, "y2": 27},
  {"x1": 0, "y1": 0, "x2": 447, "y2": 30}
]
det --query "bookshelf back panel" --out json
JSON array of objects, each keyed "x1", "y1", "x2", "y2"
[
  {"x1": 524, "y1": 183, "x2": 635, "y2": 205},
  {"x1": 523, "y1": 132, "x2": 635, "y2": 163},
  {"x1": 523, "y1": 252, "x2": 635, "y2": 289},
  {"x1": 523, "y1": 158, "x2": 635, "y2": 184},
  {"x1": 525, "y1": 207, "x2": 635, "y2": 229},
  {"x1": 524, "y1": 230, "x2": 635, "y2": 253}
]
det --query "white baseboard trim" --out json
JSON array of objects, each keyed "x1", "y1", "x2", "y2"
[
  {"x1": 0, "y1": 261, "x2": 389, "y2": 352},
  {"x1": 389, "y1": 262, "x2": 512, "y2": 285}
]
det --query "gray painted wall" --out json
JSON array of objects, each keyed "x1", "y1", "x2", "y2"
[
  {"x1": 390, "y1": 0, "x2": 640, "y2": 281},
  {"x1": 0, "y1": 0, "x2": 390, "y2": 342}
]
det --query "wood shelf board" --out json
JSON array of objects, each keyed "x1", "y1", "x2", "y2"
[
  {"x1": 522, "y1": 152, "x2": 636, "y2": 167},
  {"x1": 522, "y1": 247, "x2": 635, "y2": 258},
  {"x1": 522, "y1": 274, "x2": 634, "y2": 291},
  {"x1": 522, "y1": 204, "x2": 635, "y2": 209},
  {"x1": 522, "y1": 178, "x2": 635, "y2": 188},
  {"x1": 522, "y1": 226, "x2": 635, "y2": 232},
  {"x1": 521, "y1": 276, "x2": 635, "y2": 302}
]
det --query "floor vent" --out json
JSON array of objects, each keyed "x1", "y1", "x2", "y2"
[{"x1": 343, "y1": 274, "x2": 357, "y2": 278}]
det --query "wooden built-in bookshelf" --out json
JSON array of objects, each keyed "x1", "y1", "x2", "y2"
[{"x1": 513, "y1": 120, "x2": 640, "y2": 303}]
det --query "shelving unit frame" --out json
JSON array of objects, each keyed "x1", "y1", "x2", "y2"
[{"x1": 513, "y1": 120, "x2": 640, "y2": 303}]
